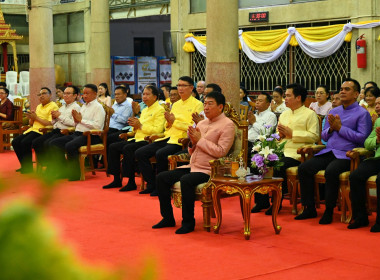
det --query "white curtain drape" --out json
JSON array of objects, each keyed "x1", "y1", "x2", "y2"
[{"x1": 187, "y1": 21, "x2": 380, "y2": 63}]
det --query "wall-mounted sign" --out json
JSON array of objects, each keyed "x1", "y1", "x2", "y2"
[
  {"x1": 61, "y1": 0, "x2": 76, "y2": 3},
  {"x1": 249, "y1": 12, "x2": 269, "y2": 22}
]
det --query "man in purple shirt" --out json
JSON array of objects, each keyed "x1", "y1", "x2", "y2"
[{"x1": 295, "y1": 78, "x2": 372, "y2": 224}]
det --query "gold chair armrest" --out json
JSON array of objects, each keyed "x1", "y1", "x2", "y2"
[
  {"x1": 60, "y1": 127, "x2": 75, "y2": 135},
  {"x1": 297, "y1": 144, "x2": 325, "y2": 162},
  {"x1": 148, "y1": 133, "x2": 165, "y2": 143},
  {"x1": 209, "y1": 159, "x2": 223, "y2": 179},
  {"x1": 84, "y1": 129, "x2": 103, "y2": 136},
  {"x1": 178, "y1": 138, "x2": 190, "y2": 148},
  {"x1": 119, "y1": 131, "x2": 135, "y2": 140},
  {"x1": 39, "y1": 126, "x2": 54, "y2": 134}
]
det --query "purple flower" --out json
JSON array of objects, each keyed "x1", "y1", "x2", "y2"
[
  {"x1": 264, "y1": 124, "x2": 272, "y2": 129},
  {"x1": 252, "y1": 154, "x2": 265, "y2": 168},
  {"x1": 266, "y1": 137, "x2": 274, "y2": 142},
  {"x1": 271, "y1": 133, "x2": 280, "y2": 140},
  {"x1": 267, "y1": 154, "x2": 279, "y2": 161}
]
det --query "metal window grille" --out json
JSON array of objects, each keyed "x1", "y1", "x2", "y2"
[
  {"x1": 240, "y1": 49, "x2": 289, "y2": 92},
  {"x1": 190, "y1": 20, "x2": 350, "y2": 93},
  {"x1": 190, "y1": 48, "x2": 206, "y2": 82},
  {"x1": 292, "y1": 42, "x2": 350, "y2": 92}
]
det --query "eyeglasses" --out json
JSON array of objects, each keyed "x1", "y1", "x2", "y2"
[{"x1": 176, "y1": 84, "x2": 192, "y2": 88}]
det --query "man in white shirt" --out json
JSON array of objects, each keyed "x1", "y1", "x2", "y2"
[
  {"x1": 248, "y1": 92, "x2": 277, "y2": 142},
  {"x1": 49, "y1": 84, "x2": 106, "y2": 181},
  {"x1": 32, "y1": 85, "x2": 81, "y2": 167}
]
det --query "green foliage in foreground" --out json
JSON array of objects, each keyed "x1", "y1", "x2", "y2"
[{"x1": 0, "y1": 200, "x2": 120, "y2": 280}]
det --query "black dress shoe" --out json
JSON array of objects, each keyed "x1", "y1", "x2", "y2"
[
  {"x1": 150, "y1": 190, "x2": 159, "y2": 197},
  {"x1": 102, "y1": 181, "x2": 122, "y2": 189},
  {"x1": 319, "y1": 210, "x2": 333, "y2": 225},
  {"x1": 119, "y1": 182, "x2": 137, "y2": 192},
  {"x1": 294, "y1": 207, "x2": 317, "y2": 220},
  {"x1": 139, "y1": 188, "x2": 153, "y2": 194},
  {"x1": 370, "y1": 223, "x2": 380, "y2": 232},
  {"x1": 347, "y1": 218, "x2": 369, "y2": 229},
  {"x1": 152, "y1": 219, "x2": 176, "y2": 229},
  {"x1": 251, "y1": 203, "x2": 270, "y2": 213},
  {"x1": 175, "y1": 226, "x2": 194, "y2": 234}
]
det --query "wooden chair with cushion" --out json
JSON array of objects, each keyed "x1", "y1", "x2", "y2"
[
  {"x1": 341, "y1": 148, "x2": 377, "y2": 223},
  {"x1": 0, "y1": 98, "x2": 24, "y2": 152},
  {"x1": 77, "y1": 104, "x2": 114, "y2": 180},
  {"x1": 285, "y1": 114, "x2": 323, "y2": 214},
  {"x1": 168, "y1": 103, "x2": 249, "y2": 231}
]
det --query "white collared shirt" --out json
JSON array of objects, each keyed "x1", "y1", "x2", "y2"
[
  {"x1": 75, "y1": 99, "x2": 105, "y2": 132},
  {"x1": 52, "y1": 101, "x2": 81, "y2": 129},
  {"x1": 248, "y1": 108, "x2": 277, "y2": 142}
]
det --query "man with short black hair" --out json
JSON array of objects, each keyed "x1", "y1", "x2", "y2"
[
  {"x1": 49, "y1": 84, "x2": 105, "y2": 181},
  {"x1": 135, "y1": 76, "x2": 203, "y2": 196},
  {"x1": 152, "y1": 91, "x2": 235, "y2": 234},
  {"x1": 32, "y1": 85, "x2": 81, "y2": 167},
  {"x1": 252, "y1": 83, "x2": 320, "y2": 214},
  {"x1": 103, "y1": 85, "x2": 166, "y2": 191},
  {"x1": 12, "y1": 87, "x2": 58, "y2": 173},
  {"x1": 296, "y1": 78, "x2": 372, "y2": 224},
  {"x1": 248, "y1": 92, "x2": 277, "y2": 143}
]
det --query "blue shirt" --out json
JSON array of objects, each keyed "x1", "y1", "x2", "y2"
[
  {"x1": 317, "y1": 102, "x2": 372, "y2": 159},
  {"x1": 110, "y1": 99, "x2": 133, "y2": 130}
]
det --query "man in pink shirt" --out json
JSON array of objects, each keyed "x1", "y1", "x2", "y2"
[{"x1": 152, "y1": 91, "x2": 235, "y2": 234}]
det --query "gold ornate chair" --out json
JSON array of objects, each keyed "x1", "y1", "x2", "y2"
[
  {"x1": 77, "y1": 104, "x2": 114, "y2": 180},
  {"x1": 239, "y1": 104, "x2": 249, "y2": 121},
  {"x1": 168, "y1": 103, "x2": 249, "y2": 231},
  {"x1": 0, "y1": 98, "x2": 24, "y2": 152}
]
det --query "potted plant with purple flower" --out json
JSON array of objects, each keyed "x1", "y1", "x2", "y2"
[{"x1": 251, "y1": 124, "x2": 286, "y2": 178}]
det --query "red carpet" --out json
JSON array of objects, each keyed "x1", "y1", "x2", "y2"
[{"x1": 1, "y1": 150, "x2": 380, "y2": 279}]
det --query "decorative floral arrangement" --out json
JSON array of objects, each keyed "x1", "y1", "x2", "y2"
[{"x1": 251, "y1": 124, "x2": 286, "y2": 175}]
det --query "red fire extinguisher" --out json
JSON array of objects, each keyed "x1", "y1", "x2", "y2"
[{"x1": 356, "y1": 34, "x2": 367, "y2": 69}]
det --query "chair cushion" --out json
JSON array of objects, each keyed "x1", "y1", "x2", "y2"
[
  {"x1": 79, "y1": 144, "x2": 104, "y2": 153},
  {"x1": 314, "y1": 170, "x2": 349, "y2": 180},
  {"x1": 286, "y1": 166, "x2": 298, "y2": 176},
  {"x1": 172, "y1": 181, "x2": 208, "y2": 195}
]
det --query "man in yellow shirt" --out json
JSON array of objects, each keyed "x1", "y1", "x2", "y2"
[
  {"x1": 12, "y1": 87, "x2": 58, "y2": 174},
  {"x1": 102, "y1": 85, "x2": 166, "y2": 191},
  {"x1": 252, "y1": 83, "x2": 320, "y2": 214},
  {"x1": 135, "y1": 76, "x2": 204, "y2": 196}
]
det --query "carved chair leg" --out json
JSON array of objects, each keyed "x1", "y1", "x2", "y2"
[
  {"x1": 202, "y1": 202, "x2": 211, "y2": 232},
  {"x1": 79, "y1": 154, "x2": 86, "y2": 181},
  {"x1": 89, "y1": 155, "x2": 96, "y2": 175}
]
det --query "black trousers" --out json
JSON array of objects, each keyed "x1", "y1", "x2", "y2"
[
  {"x1": 107, "y1": 127, "x2": 124, "y2": 147},
  {"x1": 156, "y1": 168, "x2": 209, "y2": 227},
  {"x1": 298, "y1": 151, "x2": 350, "y2": 209},
  {"x1": 135, "y1": 139, "x2": 181, "y2": 190},
  {"x1": 349, "y1": 158, "x2": 380, "y2": 223},
  {"x1": 254, "y1": 156, "x2": 300, "y2": 206},
  {"x1": 32, "y1": 129, "x2": 64, "y2": 166},
  {"x1": 12, "y1": 131, "x2": 42, "y2": 171},
  {"x1": 49, "y1": 131, "x2": 101, "y2": 179},
  {"x1": 107, "y1": 140, "x2": 148, "y2": 181}
]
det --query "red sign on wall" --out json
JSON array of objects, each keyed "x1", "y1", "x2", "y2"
[{"x1": 249, "y1": 12, "x2": 269, "y2": 22}]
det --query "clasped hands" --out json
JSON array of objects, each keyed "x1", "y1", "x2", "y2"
[
  {"x1": 277, "y1": 123, "x2": 292, "y2": 139},
  {"x1": 128, "y1": 117, "x2": 141, "y2": 129},
  {"x1": 165, "y1": 111, "x2": 175, "y2": 128},
  {"x1": 188, "y1": 126, "x2": 201, "y2": 145},
  {"x1": 72, "y1": 110, "x2": 82, "y2": 123},
  {"x1": 327, "y1": 114, "x2": 342, "y2": 133},
  {"x1": 25, "y1": 111, "x2": 37, "y2": 120}
]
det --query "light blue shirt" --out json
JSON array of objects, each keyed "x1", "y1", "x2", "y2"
[{"x1": 110, "y1": 99, "x2": 133, "y2": 130}]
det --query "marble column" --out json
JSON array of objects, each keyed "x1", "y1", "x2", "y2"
[
  {"x1": 28, "y1": 0, "x2": 55, "y2": 110},
  {"x1": 90, "y1": 0, "x2": 111, "y2": 87},
  {"x1": 206, "y1": 0, "x2": 239, "y2": 110}
]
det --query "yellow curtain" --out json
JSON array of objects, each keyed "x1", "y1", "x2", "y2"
[{"x1": 242, "y1": 29, "x2": 289, "y2": 52}]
